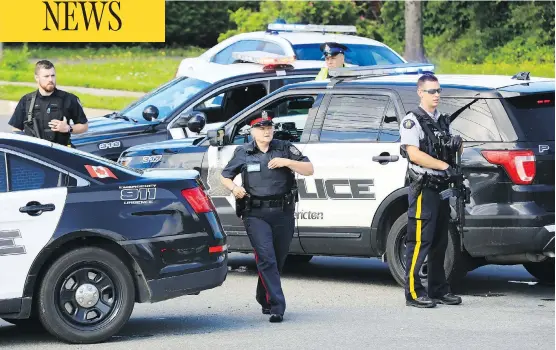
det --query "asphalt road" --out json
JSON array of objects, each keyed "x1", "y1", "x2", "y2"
[
  {"x1": 0, "y1": 114, "x2": 13, "y2": 133},
  {"x1": 0, "y1": 254, "x2": 554, "y2": 349}
]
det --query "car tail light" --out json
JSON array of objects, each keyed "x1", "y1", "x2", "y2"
[
  {"x1": 181, "y1": 187, "x2": 215, "y2": 213},
  {"x1": 481, "y1": 150, "x2": 536, "y2": 185},
  {"x1": 209, "y1": 244, "x2": 227, "y2": 254}
]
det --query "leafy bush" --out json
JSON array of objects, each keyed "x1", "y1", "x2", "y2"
[{"x1": 0, "y1": 43, "x2": 31, "y2": 71}]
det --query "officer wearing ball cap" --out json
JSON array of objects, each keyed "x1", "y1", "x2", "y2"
[
  {"x1": 220, "y1": 110, "x2": 314, "y2": 323},
  {"x1": 315, "y1": 42, "x2": 348, "y2": 80}
]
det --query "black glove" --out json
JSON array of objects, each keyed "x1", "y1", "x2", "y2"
[
  {"x1": 450, "y1": 135, "x2": 463, "y2": 151},
  {"x1": 444, "y1": 166, "x2": 457, "y2": 180}
]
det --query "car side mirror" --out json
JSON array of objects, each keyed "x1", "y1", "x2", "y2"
[
  {"x1": 143, "y1": 105, "x2": 159, "y2": 121},
  {"x1": 208, "y1": 128, "x2": 226, "y2": 147},
  {"x1": 186, "y1": 112, "x2": 207, "y2": 133}
]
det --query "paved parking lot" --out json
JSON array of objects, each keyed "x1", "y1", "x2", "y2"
[{"x1": 1, "y1": 253, "x2": 554, "y2": 349}]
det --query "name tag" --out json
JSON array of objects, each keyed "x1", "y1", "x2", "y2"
[{"x1": 247, "y1": 163, "x2": 261, "y2": 172}]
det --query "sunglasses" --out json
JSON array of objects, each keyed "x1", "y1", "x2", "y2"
[{"x1": 421, "y1": 88, "x2": 442, "y2": 94}]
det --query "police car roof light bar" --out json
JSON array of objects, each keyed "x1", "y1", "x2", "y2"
[
  {"x1": 232, "y1": 51, "x2": 296, "y2": 72},
  {"x1": 328, "y1": 63, "x2": 435, "y2": 79},
  {"x1": 267, "y1": 23, "x2": 357, "y2": 34}
]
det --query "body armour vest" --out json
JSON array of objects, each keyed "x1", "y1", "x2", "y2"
[
  {"x1": 241, "y1": 141, "x2": 295, "y2": 199},
  {"x1": 409, "y1": 107, "x2": 452, "y2": 160},
  {"x1": 24, "y1": 91, "x2": 71, "y2": 146}
]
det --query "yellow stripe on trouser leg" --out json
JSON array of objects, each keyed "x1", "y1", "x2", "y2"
[{"x1": 409, "y1": 192, "x2": 423, "y2": 300}]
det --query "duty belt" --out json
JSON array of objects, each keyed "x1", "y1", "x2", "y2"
[{"x1": 250, "y1": 198, "x2": 285, "y2": 208}]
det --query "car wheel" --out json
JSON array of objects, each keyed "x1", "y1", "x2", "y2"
[
  {"x1": 385, "y1": 212, "x2": 469, "y2": 288},
  {"x1": 285, "y1": 254, "x2": 313, "y2": 264},
  {"x1": 37, "y1": 247, "x2": 135, "y2": 344},
  {"x1": 523, "y1": 258, "x2": 555, "y2": 285}
]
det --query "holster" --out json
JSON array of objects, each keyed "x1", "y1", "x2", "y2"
[{"x1": 235, "y1": 195, "x2": 250, "y2": 217}]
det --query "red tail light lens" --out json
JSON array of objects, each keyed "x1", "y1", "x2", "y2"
[
  {"x1": 209, "y1": 244, "x2": 227, "y2": 254},
  {"x1": 481, "y1": 150, "x2": 536, "y2": 185},
  {"x1": 181, "y1": 187, "x2": 215, "y2": 213}
]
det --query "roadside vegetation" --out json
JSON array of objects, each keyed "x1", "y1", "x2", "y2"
[{"x1": 0, "y1": 1, "x2": 552, "y2": 111}]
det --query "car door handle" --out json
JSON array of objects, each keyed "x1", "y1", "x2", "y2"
[
  {"x1": 372, "y1": 155, "x2": 399, "y2": 162},
  {"x1": 19, "y1": 202, "x2": 55, "y2": 216}
]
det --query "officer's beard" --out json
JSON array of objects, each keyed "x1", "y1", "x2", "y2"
[{"x1": 40, "y1": 82, "x2": 55, "y2": 93}]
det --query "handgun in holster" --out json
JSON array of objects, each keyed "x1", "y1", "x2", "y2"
[{"x1": 235, "y1": 194, "x2": 251, "y2": 218}]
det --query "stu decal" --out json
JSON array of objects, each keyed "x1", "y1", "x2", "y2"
[{"x1": 0, "y1": 229, "x2": 26, "y2": 256}]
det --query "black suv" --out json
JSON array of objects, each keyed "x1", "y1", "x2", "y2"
[{"x1": 119, "y1": 65, "x2": 555, "y2": 286}]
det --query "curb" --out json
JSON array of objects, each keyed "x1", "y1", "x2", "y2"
[
  {"x1": 0, "y1": 81, "x2": 146, "y2": 98},
  {"x1": 0, "y1": 99, "x2": 112, "y2": 118}
]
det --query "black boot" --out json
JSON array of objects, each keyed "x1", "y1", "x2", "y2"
[
  {"x1": 406, "y1": 296, "x2": 437, "y2": 308},
  {"x1": 432, "y1": 293, "x2": 462, "y2": 305},
  {"x1": 269, "y1": 314, "x2": 283, "y2": 323}
]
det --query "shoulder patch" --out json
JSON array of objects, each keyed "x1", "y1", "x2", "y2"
[
  {"x1": 403, "y1": 119, "x2": 415, "y2": 129},
  {"x1": 289, "y1": 145, "x2": 301, "y2": 156}
]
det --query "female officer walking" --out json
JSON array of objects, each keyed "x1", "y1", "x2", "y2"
[{"x1": 220, "y1": 110, "x2": 314, "y2": 322}]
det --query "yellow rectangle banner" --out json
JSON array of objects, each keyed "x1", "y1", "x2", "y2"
[{"x1": 0, "y1": 0, "x2": 165, "y2": 42}]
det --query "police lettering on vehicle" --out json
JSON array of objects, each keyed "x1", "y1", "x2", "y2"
[
  {"x1": 98, "y1": 140, "x2": 121, "y2": 150},
  {"x1": 120, "y1": 184, "x2": 157, "y2": 204},
  {"x1": 295, "y1": 211, "x2": 324, "y2": 220},
  {"x1": 0, "y1": 229, "x2": 26, "y2": 256},
  {"x1": 297, "y1": 178, "x2": 375, "y2": 200}
]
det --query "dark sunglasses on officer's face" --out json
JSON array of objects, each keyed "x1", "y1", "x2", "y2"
[{"x1": 421, "y1": 88, "x2": 442, "y2": 95}]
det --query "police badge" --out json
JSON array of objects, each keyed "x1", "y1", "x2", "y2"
[{"x1": 262, "y1": 110, "x2": 268, "y2": 120}]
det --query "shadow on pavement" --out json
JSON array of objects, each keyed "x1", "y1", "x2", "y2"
[{"x1": 228, "y1": 253, "x2": 555, "y2": 300}]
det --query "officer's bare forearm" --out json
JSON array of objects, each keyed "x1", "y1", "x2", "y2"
[
  {"x1": 288, "y1": 160, "x2": 314, "y2": 176},
  {"x1": 11, "y1": 127, "x2": 22, "y2": 132},
  {"x1": 406, "y1": 145, "x2": 449, "y2": 170},
  {"x1": 220, "y1": 176, "x2": 237, "y2": 191},
  {"x1": 71, "y1": 123, "x2": 88, "y2": 134}
]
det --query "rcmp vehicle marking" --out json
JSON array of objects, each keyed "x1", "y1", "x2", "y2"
[
  {"x1": 142, "y1": 155, "x2": 163, "y2": 163},
  {"x1": 120, "y1": 184, "x2": 157, "y2": 204},
  {"x1": 99, "y1": 141, "x2": 121, "y2": 150},
  {"x1": 0, "y1": 229, "x2": 26, "y2": 256}
]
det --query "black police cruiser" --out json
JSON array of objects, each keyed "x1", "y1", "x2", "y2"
[
  {"x1": 0, "y1": 133, "x2": 227, "y2": 344},
  {"x1": 71, "y1": 52, "x2": 321, "y2": 161},
  {"x1": 118, "y1": 64, "x2": 555, "y2": 286}
]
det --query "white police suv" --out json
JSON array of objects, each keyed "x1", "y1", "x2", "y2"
[
  {"x1": 0, "y1": 133, "x2": 227, "y2": 343},
  {"x1": 176, "y1": 23, "x2": 406, "y2": 76},
  {"x1": 119, "y1": 64, "x2": 555, "y2": 287}
]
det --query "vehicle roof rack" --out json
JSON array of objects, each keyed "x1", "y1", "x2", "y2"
[
  {"x1": 511, "y1": 71, "x2": 530, "y2": 81},
  {"x1": 231, "y1": 51, "x2": 296, "y2": 72},
  {"x1": 328, "y1": 63, "x2": 435, "y2": 79},
  {"x1": 267, "y1": 23, "x2": 357, "y2": 34}
]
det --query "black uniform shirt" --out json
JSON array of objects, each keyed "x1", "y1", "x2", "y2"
[
  {"x1": 221, "y1": 139, "x2": 310, "y2": 198},
  {"x1": 8, "y1": 89, "x2": 88, "y2": 130}
]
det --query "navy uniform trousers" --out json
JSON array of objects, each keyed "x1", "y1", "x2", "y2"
[
  {"x1": 404, "y1": 185, "x2": 451, "y2": 301},
  {"x1": 242, "y1": 203, "x2": 295, "y2": 316}
]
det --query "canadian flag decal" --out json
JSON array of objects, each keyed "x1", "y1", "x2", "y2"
[{"x1": 85, "y1": 165, "x2": 118, "y2": 179}]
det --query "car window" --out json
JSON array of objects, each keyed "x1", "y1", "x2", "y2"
[
  {"x1": 503, "y1": 92, "x2": 555, "y2": 141},
  {"x1": 379, "y1": 101, "x2": 400, "y2": 142},
  {"x1": 120, "y1": 76, "x2": 211, "y2": 123},
  {"x1": 7, "y1": 154, "x2": 68, "y2": 191},
  {"x1": 438, "y1": 98, "x2": 502, "y2": 141},
  {"x1": 291, "y1": 44, "x2": 404, "y2": 66},
  {"x1": 213, "y1": 40, "x2": 263, "y2": 65},
  {"x1": 232, "y1": 94, "x2": 319, "y2": 144},
  {"x1": 0, "y1": 152, "x2": 6, "y2": 193},
  {"x1": 319, "y1": 94, "x2": 390, "y2": 142},
  {"x1": 262, "y1": 41, "x2": 285, "y2": 55}
]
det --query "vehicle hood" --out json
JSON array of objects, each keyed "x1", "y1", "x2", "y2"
[{"x1": 71, "y1": 115, "x2": 156, "y2": 145}]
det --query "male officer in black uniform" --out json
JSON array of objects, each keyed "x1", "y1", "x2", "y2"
[
  {"x1": 9, "y1": 60, "x2": 88, "y2": 146},
  {"x1": 220, "y1": 110, "x2": 314, "y2": 322},
  {"x1": 315, "y1": 42, "x2": 348, "y2": 80},
  {"x1": 399, "y1": 73, "x2": 463, "y2": 308}
]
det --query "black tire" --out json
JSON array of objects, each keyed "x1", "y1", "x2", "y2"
[
  {"x1": 37, "y1": 247, "x2": 135, "y2": 344},
  {"x1": 523, "y1": 258, "x2": 555, "y2": 285},
  {"x1": 285, "y1": 254, "x2": 313, "y2": 264},
  {"x1": 385, "y1": 211, "x2": 469, "y2": 288}
]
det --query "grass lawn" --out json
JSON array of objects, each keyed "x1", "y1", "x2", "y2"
[
  {"x1": 434, "y1": 60, "x2": 554, "y2": 78},
  {"x1": 0, "y1": 85, "x2": 137, "y2": 111},
  {"x1": 0, "y1": 46, "x2": 206, "y2": 93}
]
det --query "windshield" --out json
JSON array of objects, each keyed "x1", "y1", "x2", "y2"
[
  {"x1": 292, "y1": 44, "x2": 404, "y2": 66},
  {"x1": 504, "y1": 92, "x2": 555, "y2": 141},
  {"x1": 119, "y1": 76, "x2": 211, "y2": 123}
]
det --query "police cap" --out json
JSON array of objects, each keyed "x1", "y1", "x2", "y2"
[
  {"x1": 249, "y1": 110, "x2": 274, "y2": 127},
  {"x1": 320, "y1": 42, "x2": 349, "y2": 57}
]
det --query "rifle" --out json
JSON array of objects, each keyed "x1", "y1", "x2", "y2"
[{"x1": 439, "y1": 147, "x2": 470, "y2": 251}]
